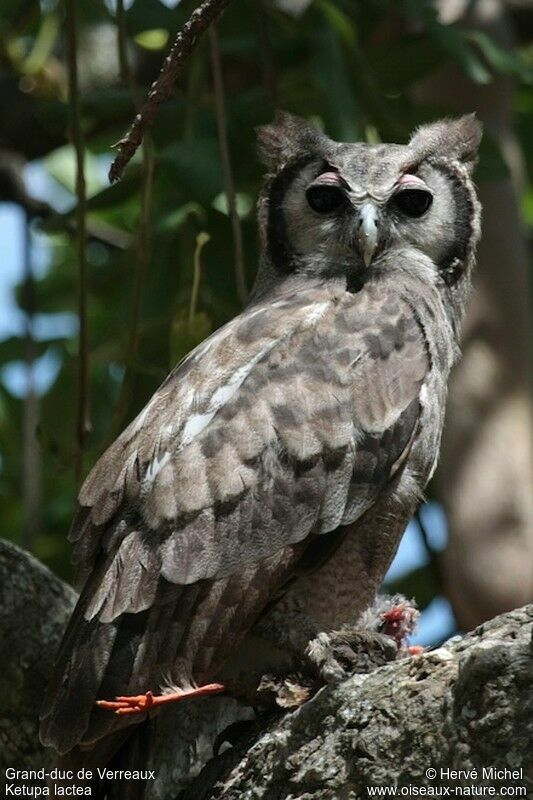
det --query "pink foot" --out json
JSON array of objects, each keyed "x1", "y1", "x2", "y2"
[
  {"x1": 380, "y1": 602, "x2": 419, "y2": 648},
  {"x1": 96, "y1": 683, "x2": 225, "y2": 716}
]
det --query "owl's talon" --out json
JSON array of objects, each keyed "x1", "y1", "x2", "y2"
[
  {"x1": 96, "y1": 683, "x2": 225, "y2": 715},
  {"x1": 305, "y1": 629, "x2": 397, "y2": 684}
]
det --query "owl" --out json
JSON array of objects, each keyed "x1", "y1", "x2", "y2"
[{"x1": 40, "y1": 112, "x2": 482, "y2": 778}]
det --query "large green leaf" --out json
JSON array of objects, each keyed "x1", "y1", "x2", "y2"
[{"x1": 158, "y1": 137, "x2": 223, "y2": 204}]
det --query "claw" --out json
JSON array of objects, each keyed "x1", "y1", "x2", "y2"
[
  {"x1": 380, "y1": 601, "x2": 419, "y2": 647},
  {"x1": 96, "y1": 683, "x2": 225, "y2": 716}
]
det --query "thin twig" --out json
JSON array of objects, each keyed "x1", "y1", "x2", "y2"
[
  {"x1": 254, "y1": 0, "x2": 278, "y2": 107},
  {"x1": 125, "y1": 143, "x2": 154, "y2": 361},
  {"x1": 66, "y1": 0, "x2": 90, "y2": 485},
  {"x1": 116, "y1": 0, "x2": 142, "y2": 108},
  {"x1": 113, "y1": 0, "x2": 155, "y2": 429},
  {"x1": 109, "y1": 0, "x2": 236, "y2": 183},
  {"x1": 115, "y1": 0, "x2": 130, "y2": 87},
  {"x1": 189, "y1": 232, "x2": 210, "y2": 323},
  {"x1": 22, "y1": 212, "x2": 41, "y2": 552},
  {"x1": 209, "y1": 25, "x2": 247, "y2": 305}
]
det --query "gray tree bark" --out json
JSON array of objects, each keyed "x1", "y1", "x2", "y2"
[
  {"x1": 1, "y1": 538, "x2": 532, "y2": 799},
  {"x1": 188, "y1": 605, "x2": 533, "y2": 799},
  {"x1": 0, "y1": 539, "x2": 76, "y2": 770}
]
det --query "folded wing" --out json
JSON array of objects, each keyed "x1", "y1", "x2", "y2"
[{"x1": 40, "y1": 281, "x2": 428, "y2": 753}]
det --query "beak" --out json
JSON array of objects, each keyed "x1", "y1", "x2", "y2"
[{"x1": 356, "y1": 202, "x2": 380, "y2": 267}]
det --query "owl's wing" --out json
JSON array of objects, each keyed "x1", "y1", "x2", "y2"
[{"x1": 40, "y1": 281, "x2": 429, "y2": 753}]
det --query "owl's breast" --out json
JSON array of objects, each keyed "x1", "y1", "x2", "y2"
[
  {"x1": 287, "y1": 408, "x2": 444, "y2": 628},
  {"x1": 283, "y1": 281, "x2": 453, "y2": 628}
]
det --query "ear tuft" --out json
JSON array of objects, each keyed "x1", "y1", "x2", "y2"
[
  {"x1": 409, "y1": 114, "x2": 483, "y2": 171},
  {"x1": 256, "y1": 111, "x2": 329, "y2": 171}
]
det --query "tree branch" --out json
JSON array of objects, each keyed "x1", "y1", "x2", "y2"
[
  {"x1": 112, "y1": 0, "x2": 156, "y2": 432},
  {"x1": 108, "y1": 0, "x2": 236, "y2": 183},
  {"x1": 188, "y1": 606, "x2": 533, "y2": 799},
  {"x1": 66, "y1": 0, "x2": 90, "y2": 485},
  {"x1": 21, "y1": 211, "x2": 41, "y2": 553},
  {"x1": 2, "y1": 536, "x2": 531, "y2": 796},
  {"x1": 0, "y1": 539, "x2": 76, "y2": 770}
]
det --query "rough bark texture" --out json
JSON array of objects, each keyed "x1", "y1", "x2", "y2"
[
  {"x1": 190, "y1": 606, "x2": 533, "y2": 799},
  {"x1": 1, "y1": 538, "x2": 532, "y2": 799},
  {"x1": 0, "y1": 538, "x2": 251, "y2": 795},
  {"x1": 0, "y1": 539, "x2": 77, "y2": 770}
]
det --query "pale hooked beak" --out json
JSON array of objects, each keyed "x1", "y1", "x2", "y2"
[{"x1": 356, "y1": 202, "x2": 380, "y2": 267}]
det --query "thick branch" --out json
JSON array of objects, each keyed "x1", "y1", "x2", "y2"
[
  {"x1": 0, "y1": 540, "x2": 76, "y2": 769},
  {"x1": 108, "y1": 0, "x2": 236, "y2": 183},
  {"x1": 1, "y1": 538, "x2": 531, "y2": 797},
  {"x1": 185, "y1": 606, "x2": 533, "y2": 798}
]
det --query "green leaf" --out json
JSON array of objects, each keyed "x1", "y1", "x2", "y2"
[
  {"x1": 85, "y1": 169, "x2": 141, "y2": 212},
  {"x1": 212, "y1": 192, "x2": 253, "y2": 218},
  {"x1": 311, "y1": 24, "x2": 360, "y2": 140},
  {"x1": 400, "y1": 0, "x2": 492, "y2": 84},
  {"x1": 366, "y1": 37, "x2": 446, "y2": 93},
  {"x1": 134, "y1": 29, "x2": 169, "y2": 51},
  {"x1": 122, "y1": 0, "x2": 187, "y2": 36},
  {"x1": 0, "y1": 336, "x2": 66, "y2": 363},
  {"x1": 157, "y1": 202, "x2": 207, "y2": 232},
  {"x1": 521, "y1": 188, "x2": 533, "y2": 229},
  {"x1": 45, "y1": 146, "x2": 108, "y2": 198},
  {"x1": 475, "y1": 134, "x2": 510, "y2": 183},
  {"x1": 159, "y1": 138, "x2": 223, "y2": 205},
  {"x1": 465, "y1": 30, "x2": 533, "y2": 84},
  {"x1": 314, "y1": 0, "x2": 357, "y2": 49}
]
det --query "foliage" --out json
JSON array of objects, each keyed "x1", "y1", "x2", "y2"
[{"x1": 0, "y1": 0, "x2": 530, "y2": 599}]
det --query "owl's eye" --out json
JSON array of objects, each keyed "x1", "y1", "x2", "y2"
[
  {"x1": 306, "y1": 184, "x2": 347, "y2": 214},
  {"x1": 393, "y1": 189, "x2": 433, "y2": 217}
]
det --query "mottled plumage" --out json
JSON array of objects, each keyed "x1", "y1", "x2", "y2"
[{"x1": 40, "y1": 112, "x2": 482, "y2": 771}]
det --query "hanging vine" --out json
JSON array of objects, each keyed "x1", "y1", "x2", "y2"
[
  {"x1": 65, "y1": 0, "x2": 90, "y2": 484},
  {"x1": 209, "y1": 25, "x2": 247, "y2": 305}
]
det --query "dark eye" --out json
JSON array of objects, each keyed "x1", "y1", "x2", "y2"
[
  {"x1": 393, "y1": 189, "x2": 433, "y2": 217},
  {"x1": 306, "y1": 185, "x2": 346, "y2": 214}
]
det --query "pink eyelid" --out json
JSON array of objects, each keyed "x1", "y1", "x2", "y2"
[
  {"x1": 398, "y1": 173, "x2": 428, "y2": 189},
  {"x1": 314, "y1": 171, "x2": 343, "y2": 185},
  {"x1": 314, "y1": 171, "x2": 428, "y2": 191}
]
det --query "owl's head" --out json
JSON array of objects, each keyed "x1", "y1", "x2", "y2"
[{"x1": 253, "y1": 112, "x2": 482, "y2": 300}]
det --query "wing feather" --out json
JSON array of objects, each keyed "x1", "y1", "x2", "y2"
[
  {"x1": 71, "y1": 282, "x2": 429, "y2": 618},
  {"x1": 42, "y1": 279, "x2": 431, "y2": 753}
]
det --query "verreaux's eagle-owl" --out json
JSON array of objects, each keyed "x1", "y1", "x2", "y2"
[{"x1": 40, "y1": 112, "x2": 482, "y2": 773}]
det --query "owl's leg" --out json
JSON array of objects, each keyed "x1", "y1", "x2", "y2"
[
  {"x1": 305, "y1": 595, "x2": 420, "y2": 683},
  {"x1": 96, "y1": 683, "x2": 225, "y2": 716},
  {"x1": 252, "y1": 606, "x2": 321, "y2": 658},
  {"x1": 253, "y1": 594, "x2": 419, "y2": 686},
  {"x1": 304, "y1": 627, "x2": 397, "y2": 682}
]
